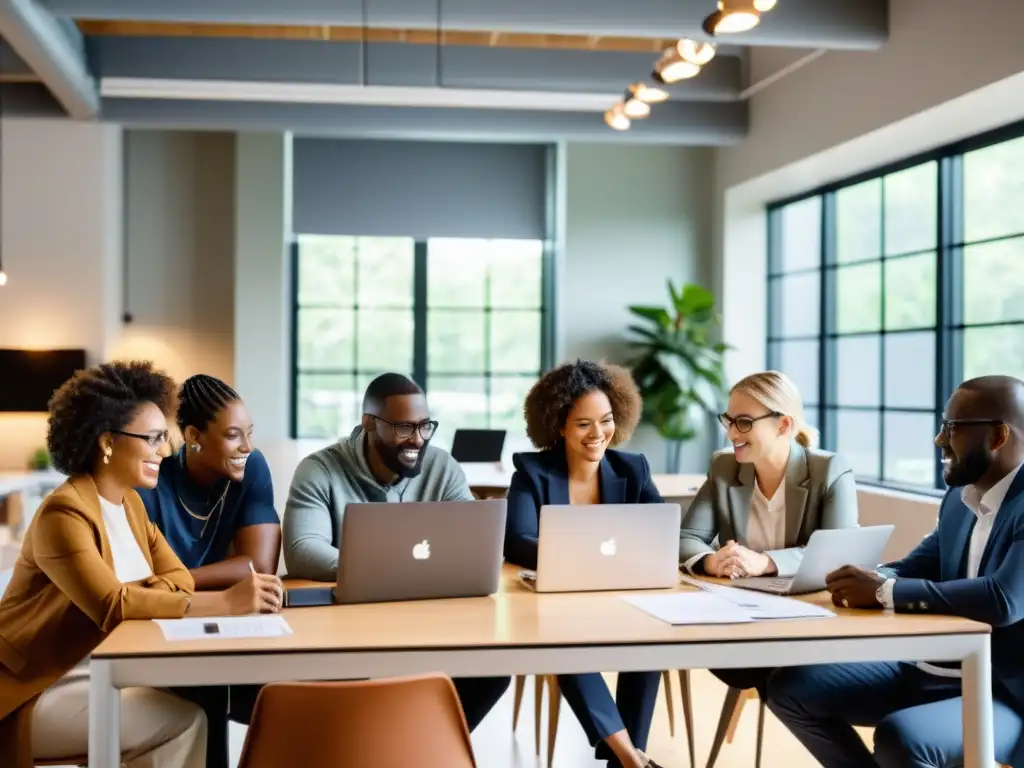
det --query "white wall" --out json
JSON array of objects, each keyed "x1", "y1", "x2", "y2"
[
  {"x1": 114, "y1": 130, "x2": 237, "y2": 386},
  {"x1": 0, "y1": 119, "x2": 123, "y2": 471},
  {"x1": 561, "y1": 143, "x2": 716, "y2": 471}
]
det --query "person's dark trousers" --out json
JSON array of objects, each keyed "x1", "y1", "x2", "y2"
[
  {"x1": 557, "y1": 671, "x2": 661, "y2": 766},
  {"x1": 169, "y1": 685, "x2": 230, "y2": 768},
  {"x1": 229, "y1": 676, "x2": 511, "y2": 732},
  {"x1": 710, "y1": 667, "x2": 774, "y2": 698},
  {"x1": 767, "y1": 661, "x2": 1024, "y2": 768}
]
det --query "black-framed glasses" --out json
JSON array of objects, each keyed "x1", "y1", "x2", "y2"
[
  {"x1": 940, "y1": 418, "x2": 1003, "y2": 437},
  {"x1": 718, "y1": 412, "x2": 781, "y2": 433},
  {"x1": 112, "y1": 429, "x2": 170, "y2": 448},
  {"x1": 369, "y1": 416, "x2": 438, "y2": 441}
]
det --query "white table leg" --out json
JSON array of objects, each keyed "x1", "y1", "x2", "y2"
[
  {"x1": 961, "y1": 635, "x2": 994, "y2": 768},
  {"x1": 88, "y1": 660, "x2": 120, "y2": 768}
]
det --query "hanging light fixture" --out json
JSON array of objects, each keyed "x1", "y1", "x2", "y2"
[
  {"x1": 652, "y1": 47, "x2": 700, "y2": 84},
  {"x1": 703, "y1": 0, "x2": 762, "y2": 36},
  {"x1": 677, "y1": 38, "x2": 717, "y2": 66},
  {"x1": 629, "y1": 81, "x2": 669, "y2": 105},
  {"x1": 754, "y1": 0, "x2": 777, "y2": 10},
  {"x1": 622, "y1": 90, "x2": 652, "y2": 119},
  {"x1": 604, "y1": 103, "x2": 631, "y2": 131}
]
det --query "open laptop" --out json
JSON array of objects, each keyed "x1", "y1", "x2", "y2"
[
  {"x1": 729, "y1": 524, "x2": 895, "y2": 595},
  {"x1": 450, "y1": 429, "x2": 506, "y2": 464},
  {"x1": 521, "y1": 503, "x2": 682, "y2": 593},
  {"x1": 285, "y1": 499, "x2": 507, "y2": 606}
]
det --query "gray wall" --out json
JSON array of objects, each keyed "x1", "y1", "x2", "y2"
[
  {"x1": 120, "y1": 130, "x2": 237, "y2": 386},
  {"x1": 561, "y1": 143, "x2": 716, "y2": 472}
]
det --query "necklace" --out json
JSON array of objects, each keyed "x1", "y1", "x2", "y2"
[{"x1": 177, "y1": 481, "x2": 230, "y2": 539}]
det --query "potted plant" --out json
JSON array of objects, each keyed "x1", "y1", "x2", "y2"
[
  {"x1": 28, "y1": 447, "x2": 52, "y2": 471},
  {"x1": 626, "y1": 280, "x2": 729, "y2": 472}
]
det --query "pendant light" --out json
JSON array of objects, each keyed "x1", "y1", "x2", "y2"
[
  {"x1": 652, "y1": 48, "x2": 700, "y2": 84},
  {"x1": 629, "y1": 81, "x2": 669, "y2": 105},
  {"x1": 703, "y1": 0, "x2": 762, "y2": 36},
  {"x1": 604, "y1": 103, "x2": 631, "y2": 131},
  {"x1": 622, "y1": 91, "x2": 651, "y2": 119}
]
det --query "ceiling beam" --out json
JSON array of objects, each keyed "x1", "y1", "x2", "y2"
[
  {"x1": 100, "y1": 97, "x2": 749, "y2": 146},
  {"x1": 87, "y1": 36, "x2": 742, "y2": 100},
  {"x1": 45, "y1": 0, "x2": 888, "y2": 50},
  {"x1": 0, "y1": 0, "x2": 98, "y2": 116}
]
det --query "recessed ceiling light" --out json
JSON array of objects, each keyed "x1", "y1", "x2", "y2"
[{"x1": 604, "y1": 103, "x2": 631, "y2": 131}]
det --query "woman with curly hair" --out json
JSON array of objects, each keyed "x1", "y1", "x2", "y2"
[
  {"x1": 0, "y1": 361, "x2": 283, "y2": 768},
  {"x1": 505, "y1": 360, "x2": 666, "y2": 768}
]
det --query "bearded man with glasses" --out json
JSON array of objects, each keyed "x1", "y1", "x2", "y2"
[{"x1": 281, "y1": 372, "x2": 510, "y2": 730}]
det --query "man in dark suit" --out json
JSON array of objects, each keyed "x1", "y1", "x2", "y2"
[{"x1": 766, "y1": 375, "x2": 1024, "y2": 768}]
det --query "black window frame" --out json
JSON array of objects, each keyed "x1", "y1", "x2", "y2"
[
  {"x1": 766, "y1": 117, "x2": 1024, "y2": 496},
  {"x1": 289, "y1": 236, "x2": 555, "y2": 439}
]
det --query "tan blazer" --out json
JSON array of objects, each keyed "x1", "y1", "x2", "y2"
[
  {"x1": 0, "y1": 475, "x2": 194, "y2": 768},
  {"x1": 678, "y1": 442, "x2": 859, "y2": 576}
]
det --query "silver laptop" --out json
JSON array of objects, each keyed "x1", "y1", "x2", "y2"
[
  {"x1": 730, "y1": 524, "x2": 895, "y2": 595},
  {"x1": 523, "y1": 503, "x2": 682, "y2": 593},
  {"x1": 285, "y1": 499, "x2": 506, "y2": 606}
]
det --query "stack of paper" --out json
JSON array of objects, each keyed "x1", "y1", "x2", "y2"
[
  {"x1": 154, "y1": 615, "x2": 293, "y2": 642},
  {"x1": 623, "y1": 582, "x2": 834, "y2": 626}
]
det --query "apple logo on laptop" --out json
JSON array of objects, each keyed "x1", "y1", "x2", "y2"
[
  {"x1": 599, "y1": 538, "x2": 617, "y2": 556},
  {"x1": 412, "y1": 540, "x2": 431, "y2": 560}
]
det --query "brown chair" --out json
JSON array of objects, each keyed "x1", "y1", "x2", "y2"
[
  {"x1": 674, "y1": 674, "x2": 765, "y2": 768},
  {"x1": 237, "y1": 674, "x2": 476, "y2": 768}
]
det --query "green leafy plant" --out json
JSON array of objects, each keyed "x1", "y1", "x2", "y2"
[
  {"x1": 28, "y1": 447, "x2": 51, "y2": 471},
  {"x1": 627, "y1": 280, "x2": 729, "y2": 470}
]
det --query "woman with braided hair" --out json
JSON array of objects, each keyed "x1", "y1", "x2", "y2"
[{"x1": 138, "y1": 373, "x2": 282, "y2": 768}]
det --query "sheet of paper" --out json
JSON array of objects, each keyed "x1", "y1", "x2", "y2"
[
  {"x1": 679, "y1": 576, "x2": 835, "y2": 620},
  {"x1": 154, "y1": 615, "x2": 294, "y2": 642},
  {"x1": 622, "y1": 592, "x2": 755, "y2": 625}
]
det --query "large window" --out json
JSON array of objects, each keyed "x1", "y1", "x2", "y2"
[
  {"x1": 767, "y1": 124, "x2": 1024, "y2": 491},
  {"x1": 293, "y1": 235, "x2": 549, "y2": 443}
]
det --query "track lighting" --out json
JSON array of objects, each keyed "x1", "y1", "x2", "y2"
[
  {"x1": 703, "y1": 0, "x2": 762, "y2": 36},
  {"x1": 653, "y1": 48, "x2": 700, "y2": 84},
  {"x1": 677, "y1": 39, "x2": 717, "y2": 66},
  {"x1": 604, "y1": 103, "x2": 631, "y2": 131},
  {"x1": 754, "y1": 0, "x2": 777, "y2": 10},
  {"x1": 622, "y1": 91, "x2": 652, "y2": 119},
  {"x1": 629, "y1": 81, "x2": 669, "y2": 104}
]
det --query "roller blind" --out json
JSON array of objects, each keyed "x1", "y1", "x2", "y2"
[{"x1": 292, "y1": 138, "x2": 548, "y2": 240}]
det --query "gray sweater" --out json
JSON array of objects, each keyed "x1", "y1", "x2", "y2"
[{"x1": 282, "y1": 428, "x2": 474, "y2": 581}]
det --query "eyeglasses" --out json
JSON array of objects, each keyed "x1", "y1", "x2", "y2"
[
  {"x1": 112, "y1": 429, "x2": 171, "y2": 448},
  {"x1": 940, "y1": 418, "x2": 1003, "y2": 437},
  {"x1": 718, "y1": 412, "x2": 780, "y2": 433},
  {"x1": 369, "y1": 416, "x2": 438, "y2": 441}
]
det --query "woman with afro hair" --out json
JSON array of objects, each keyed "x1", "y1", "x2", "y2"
[
  {"x1": 505, "y1": 360, "x2": 667, "y2": 768},
  {"x1": 0, "y1": 360, "x2": 282, "y2": 768}
]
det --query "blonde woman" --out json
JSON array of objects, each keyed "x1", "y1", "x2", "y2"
[{"x1": 679, "y1": 370, "x2": 857, "y2": 694}]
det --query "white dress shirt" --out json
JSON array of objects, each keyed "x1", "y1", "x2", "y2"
[{"x1": 878, "y1": 461, "x2": 1023, "y2": 677}]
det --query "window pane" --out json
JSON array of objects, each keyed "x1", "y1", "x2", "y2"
[
  {"x1": 488, "y1": 240, "x2": 544, "y2": 309},
  {"x1": 491, "y1": 375, "x2": 537, "y2": 433},
  {"x1": 427, "y1": 376, "x2": 489, "y2": 449},
  {"x1": 883, "y1": 411, "x2": 937, "y2": 488},
  {"x1": 962, "y1": 237, "x2": 1024, "y2": 325},
  {"x1": 964, "y1": 135, "x2": 1024, "y2": 242},
  {"x1": 961, "y1": 325, "x2": 1024, "y2": 382},
  {"x1": 834, "y1": 408, "x2": 880, "y2": 479},
  {"x1": 297, "y1": 235, "x2": 355, "y2": 306},
  {"x1": 884, "y1": 162, "x2": 937, "y2": 255},
  {"x1": 491, "y1": 311, "x2": 542, "y2": 374},
  {"x1": 356, "y1": 237, "x2": 414, "y2": 308},
  {"x1": 769, "y1": 272, "x2": 820, "y2": 337},
  {"x1": 768, "y1": 339, "x2": 819, "y2": 406},
  {"x1": 835, "y1": 262, "x2": 882, "y2": 334},
  {"x1": 298, "y1": 308, "x2": 354, "y2": 370},
  {"x1": 357, "y1": 309, "x2": 414, "y2": 371},
  {"x1": 835, "y1": 336, "x2": 880, "y2": 407},
  {"x1": 776, "y1": 197, "x2": 821, "y2": 273},
  {"x1": 884, "y1": 332, "x2": 936, "y2": 410},
  {"x1": 428, "y1": 239, "x2": 488, "y2": 308},
  {"x1": 428, "y1": 310, "x2": 486, "y2": 373},
  {"x1": 296, "y1": 374, "x2": 357, "y2": 439},
  {"x1": 836, "y1": 179, "x2": 881, "y2": 264},
  {"x1": 884, "y1": 252, "x2": 936, "y2": 330}
]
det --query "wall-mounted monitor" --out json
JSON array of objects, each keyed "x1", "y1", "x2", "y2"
[{"x1": 0, "y1": 349, "x2": 87, "y2": 413}]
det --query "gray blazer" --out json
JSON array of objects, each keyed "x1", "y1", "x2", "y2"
[{"x1": 678, "y1": 442, "x2": 858, "y2": 577}]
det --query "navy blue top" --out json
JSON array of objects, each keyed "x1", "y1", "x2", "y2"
[
  {"x1": 503, "y1": 446, "x2": 664, "y2": 570},
  {"x1": 138, "y1": 448, "x2": 280, "y2": 569}
]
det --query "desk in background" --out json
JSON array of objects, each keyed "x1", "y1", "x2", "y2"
[{"x1": 88, "y1": 566, "x2": 994, "y2": 768}]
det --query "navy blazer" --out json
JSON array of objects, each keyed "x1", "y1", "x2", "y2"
[
  {"x1": 882, "y1": 467, "x2": 1024, "y2": 738},
  {"x1": 504, "y1": 446, "x2": 664, "y2": 570}
]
